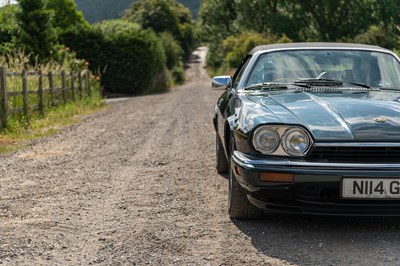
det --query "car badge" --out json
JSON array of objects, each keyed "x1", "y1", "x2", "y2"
[{"x1": 374, "y1": 116, "x2": 387, "y2": 123}]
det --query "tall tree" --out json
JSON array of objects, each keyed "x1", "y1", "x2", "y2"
[
  {"x1": 197, "y1": 0, "x2": 237, "y2": 43},
  {"x1": 295, "y1": 0, "x2": 374, "y2": 41},
  {"x1": 234, "y1": 0, "x2": 300, "y2": 40},
  {"x1": 17, "y1": 0, "x2": 57, "y2": 62},
  {"x1": 124, "y1": 0, "x2": 194, "y2": 55},
  {"x1": 124, "y1": 0, "x2": 181, "y2": 36},
  {"x1": 47, "y1": 0, "x2": 89, "y2": 32},
  {"x1": 0, "y1": 4, "x2": 19, "y2": 45}
]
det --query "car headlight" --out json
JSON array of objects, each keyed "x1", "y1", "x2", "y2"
[
  {"x1": 252, "y1": 126, "x2": 280, "y2": 154},
  {"x1": 282, "y1": 128, "x2": 311, "y2": 156}
]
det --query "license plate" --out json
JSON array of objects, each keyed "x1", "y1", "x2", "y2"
[{"x1": 342, "y1": 178, "x2": 400, "y2": 199}]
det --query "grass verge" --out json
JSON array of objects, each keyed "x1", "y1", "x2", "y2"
[{"x1": 0, "y1": 90, "x2": 106, "y2": 154}]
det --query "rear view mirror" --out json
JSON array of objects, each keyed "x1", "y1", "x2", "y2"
[{"x1": 212, "y1": 76, "x2": 232, "y2": 90}]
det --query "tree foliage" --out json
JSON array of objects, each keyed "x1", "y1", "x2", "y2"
[
  {"x1": 93, "y1": 19, "x2": 141, "y2": 36},
  {"x1": 234, "y1": 0, "x2": 300, "y2": 39},
  {"x1": 1, "y1": 0, "x2": 175, "y2": 95},
  {"x1": 197, "y1": 0, "x2": 237, "y2": 43},
  {"x1": 0, "y1": 4, "x2": 19, "y2": 50},
  {"x1": 159, "y1": 32, "x2": 185, "y2": 83},
  {"x1": 61, "y1": 20, "x2": 167, "y2": 95},
  {"x1": 59, "y1": 26, "x2": 105, "y2": 73},
  {"x1": 294, "y1": 0, "x2": 375, "y2": 41},
  {"x1": 73, "y1": 0, "x2": 200, "y2": 23},
  {"x1": 199, "y1": 0, "x2": 400, "y2": 71},
  {"x1": 223, "y1": 32, "x2": 291, "y2": 68},
  {"x1": 17, "y1": 0, "x2": 57, "y2": 63},
  {"x1": 47, "y1": 0, "x2": 89, "y2": 32},
  {"x1": 124, "y1": 0, "x2": 181, "y2": 36},
  {"x1": 123, "y1": 0, "x2": 194, "y2": 56}
]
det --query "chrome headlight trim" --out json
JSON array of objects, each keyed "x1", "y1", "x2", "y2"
[
  {"x1": 251, "y1": 125, "x2": 313, "y2": 157},
  {"x1": 282, "y1": 127, "x2": 311, "y2": 156},
  {"x1": 252, "y1": 126, "x2": 280, "y2": 154}
]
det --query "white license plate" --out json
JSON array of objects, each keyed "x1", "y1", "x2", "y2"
[{"x1": 342, "y1": 178, "x2": 400, "y2": 199}]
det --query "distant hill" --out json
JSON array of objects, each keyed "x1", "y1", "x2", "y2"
[{"x1": 74, "y1": 0, "x2": 200, "y2": 24}]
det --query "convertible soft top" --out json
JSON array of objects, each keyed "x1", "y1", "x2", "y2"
[{"x1": 249, "y1": 42, "x2": 388, "y2": 55}]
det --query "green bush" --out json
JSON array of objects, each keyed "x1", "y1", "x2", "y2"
[
  {"x1": 223, "y1": 32, "x2": 292, "y2": 68},
  {"x1": 159, "y1": 32, "x2": 184, "y2": 83},
  {"x1": 94, "y1": 19, "x2": 142, "y2": 36},
  {"x1": 159, "y1": 32, "x2": 183, "y2": 69},
  {"x1": 59, "y1": 26, "x2": 105, "y2": 73},
  {"x1": 207, "y1": 31, "x2": 292, "y2": 73},
  {"x1": 353, "y1": 24, "x2": 399, "y2": 50},
  {"x1": 61, "y1": 21, "x2": 167, "y2": 95},
  {"x1": 100, "y1": 29, "x2": 166, "y2": 94}
]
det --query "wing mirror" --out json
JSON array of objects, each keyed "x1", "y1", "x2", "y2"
[{"x1": 212, "y1": 76, "x2": 232, "y2": 90}]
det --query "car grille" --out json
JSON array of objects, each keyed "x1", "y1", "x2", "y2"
[{"x1": 306, "y1": 145, "x2": 400, "y2": 163}]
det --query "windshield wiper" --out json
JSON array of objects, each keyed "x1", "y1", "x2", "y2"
[
  {"x1": 294, "y1": 78, "x2": 381, "y2": 91},
  {"x1": 294, "y1": 78, "x2": 343, "y2": 86},
  {"x1": 378, "y1": 87, "x2": 400, "y2": 91},
  {"x1": 342, "y1": 81, "x2": 371, "y2": 88},
  {"x1": 243, "y1": 82, "x2": 288, "y2": 91}
]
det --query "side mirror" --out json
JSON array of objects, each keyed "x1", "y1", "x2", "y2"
[{"x1": 212, "y1": 76, "x2": 232, "y2": 90}]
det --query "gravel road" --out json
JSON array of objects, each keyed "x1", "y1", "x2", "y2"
[{"x1": 1, "y1": 47, "x2": 400, "y2": 265}]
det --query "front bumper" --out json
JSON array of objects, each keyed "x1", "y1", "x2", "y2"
[{"x1": 232, "y1": 151, "x2": 400, "y2": 216}]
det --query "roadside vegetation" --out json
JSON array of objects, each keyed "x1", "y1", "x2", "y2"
[
  {"x1": 0, "y1": 48, "x2": 103, "y2": 154},
  {"x1": 62, "y1": 0, "x2": 195, "y2": 95},
  {"x1": 197, "y1": 0, "x2": 400, "y2": 75},
  {"x1": 0, "y1": 0, "x2": 196, "y2": 152},
  {"x1": 1, "y1": 0, "x2": 195, "y2": 95}
]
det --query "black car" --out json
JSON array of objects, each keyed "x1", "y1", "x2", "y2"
[{"x1": 212, "y1": 42, "x2": 400, "y2": 219}]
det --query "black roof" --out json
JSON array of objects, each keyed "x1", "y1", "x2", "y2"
[{"x1": 249, "y1": 42, "x2": 388, "y2": 55}]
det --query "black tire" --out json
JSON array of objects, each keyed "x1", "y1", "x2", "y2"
[
  {"x1": 216, "y1": 133, "x2": 229, "y2": 174},
  {"x1": 228, "y1": 137, "x2": 263, "y2": 219}
]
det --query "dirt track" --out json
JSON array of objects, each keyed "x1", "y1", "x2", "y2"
[{"x1": 1, "y1": 47, "x2": 400, "y2": 265}]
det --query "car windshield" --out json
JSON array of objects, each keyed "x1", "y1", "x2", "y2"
[{"x1": 246, "y1": 49, "x2": 400, "y2": 89}]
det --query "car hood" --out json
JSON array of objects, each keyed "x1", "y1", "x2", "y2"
[{"x1": 244, "y1": 90, "x2": 400, "y2": 141}]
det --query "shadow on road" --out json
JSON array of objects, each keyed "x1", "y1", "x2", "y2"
[{"x1": 233, "y1": 214, "x2": 400, "y2": 265}]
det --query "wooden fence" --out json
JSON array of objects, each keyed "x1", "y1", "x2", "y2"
[{"x1": 0, "y1": 66, "x2": 91, "y2": 129}]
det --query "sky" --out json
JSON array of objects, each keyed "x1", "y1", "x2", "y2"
[{"x1": 0, "y1": 0, "x2": 17, "y2": 7}]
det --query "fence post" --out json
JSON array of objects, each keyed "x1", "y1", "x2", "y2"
[
  {"x1": 86, "y1": 71, "x2": 91, "y2": 97},
  {"x1": 38, "y1": 70, "x2": 44, "y2": 117},
  {"x1": 22, "y1": 69, "x2": 29, "y2": 124},
  {"x1": 61, "y1": 70, "x2": 67, "y2": 104},
  {"x1": 78, "y1": 71, "x2": 82, "y2": 99},
  {"x1": 71, "y1": 71, "x2": 76, "y2": 101},
  {"x1": 0, "y1": 66, "x2": 8, "y2": 129},
  {"x1": 48, "y1": 71, "x2": 54, "y2": 106}
]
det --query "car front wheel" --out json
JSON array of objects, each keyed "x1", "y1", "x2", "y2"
[{"x1": 228, "y1": 137, "x2": 263, "y2": 219}]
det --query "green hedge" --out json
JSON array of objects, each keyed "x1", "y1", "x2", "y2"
[
  {"x1": 101, "y1": 29, "x2": 166, "y2": 94},
  {"x1": 159, "y1": 32, "x2": 184, "y2": 83},
  {"x1": 60, "y1": 21, "x2": 167, "y2": 95}
]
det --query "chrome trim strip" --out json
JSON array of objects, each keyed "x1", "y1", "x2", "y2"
[
  {"x1": 233, "y1": 151, "x2": 400, "y2": 169},
  {"x1": 312, "y1": 143, "x2": 400, "y2": 147}
]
